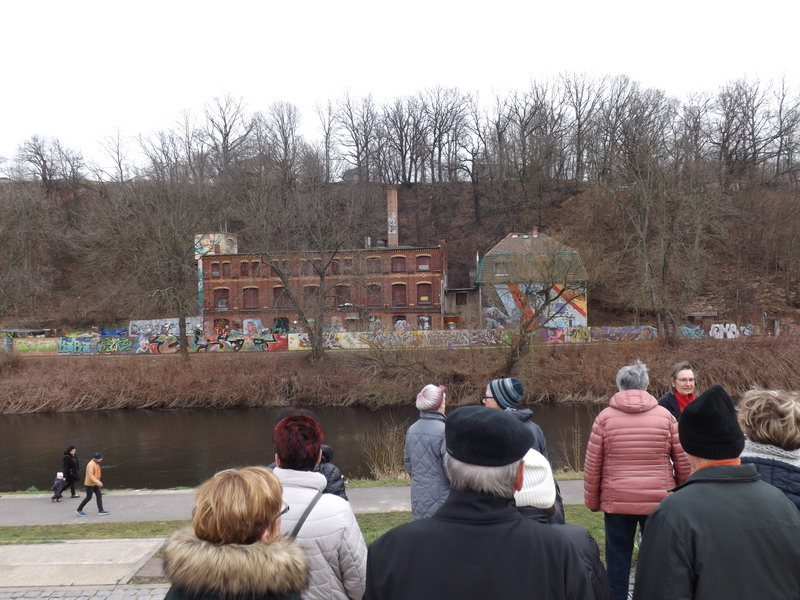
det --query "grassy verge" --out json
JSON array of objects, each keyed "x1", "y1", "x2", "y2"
[{"x1": 0, "y1": 505, "x2": 603, "y2": 550}]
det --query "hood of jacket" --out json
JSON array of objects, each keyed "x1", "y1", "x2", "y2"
[
  {"x1": 609, "y1": 389, "x2": 658, "y2": 413},
  {"x1": 507, "y1": 407, "x2": 534, "y2": 422},
  {"x1": 163, "y1": 527, "x2": 308, "y2": 597}
]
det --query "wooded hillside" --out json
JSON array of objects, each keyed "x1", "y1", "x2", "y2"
[{"x1": 3, "y1": 76, "x2": 800, "y2": 330}]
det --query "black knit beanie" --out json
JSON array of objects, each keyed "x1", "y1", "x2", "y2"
[{"x1": 678, "y1": 385, "x2": 745, "y2": 459}]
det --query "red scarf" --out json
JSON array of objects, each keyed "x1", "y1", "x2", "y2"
[
  {"x1": 675, "y1": 391, "x2": 695, "y2": 413},
  {"x1": 694, "y1": 458, "x2": 741, "y2": 472}
]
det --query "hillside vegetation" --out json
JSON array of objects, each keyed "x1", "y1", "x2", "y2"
[
  {"x1": 3, "y1": 76, "x2": 800, "y2": 331},
  {"x1": 1, "y1": 338, "x2": 797, "y2": 414}
]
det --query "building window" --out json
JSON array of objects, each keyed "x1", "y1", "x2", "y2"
[
  {"x1": 243, "y1": 287, "x2": 259, "y2": 309},
  {"x1": 368, "y1": 315, "x2": 382, "y2": 331},
  {"x1": 302, "y1": 260, "x2": 322, "y2": 276},
  {"x1": 210, "y1": 262, "x2": 220, "y2": 278},
  {"x1": 418, "y1": 315, "x2": 432, "y2": 330},
  {"x1": 328, "y1": 260, "x2": 340, "y2": 275},
  {"x1": 367, "y1": 284, "x2": 382, "y2": 307},
  {"x1": 417, "y1": 255, "x2": 431, "y2": 271},
  {"x1": 367, "y1": 257, "x2": 381, "y2": 273},
  {"x1": 340, "y1": 258, "x2": 353, "y2": 273},
  {"x1": 304, "y1": 285, "x2": 320, "y2": 307},
  {"x1": 334, "y1": 285, "x2": 351, "y2": 306},
  {"x1": 391, "y1": 256, "x2": 406, "y2": 273},
  {"x1": 273, "y1": 286, "x2": 292, "y2": 309},
  {"x1": 494, "y1": 261, "x2": 508, "y2": 276},
  {"x1": 456, "y1": 291, "x2": 468, "y2": 306},
  {"x1": 273, "y1": 317, "x2": 290, "y2": 333},
  {"x1": 240, "y1": 262, "x2": 250, "y2": 277},
  {"x1": 251, "y1": 262, "x2": 260, "y2": 278},
  {"x1": 391, "y1": 284, "x2": 407, "y2": 306},
  {"x1": 417, "y1": 283, "x2": 432, "y2": 305},
  {"x1": 222, "y1": 262, "x2": 231, "y2": 278},
  {"x1": 214, "y1": 289, "x2": 230, "y2": 309}
]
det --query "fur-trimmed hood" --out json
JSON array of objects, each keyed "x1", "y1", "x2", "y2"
[{"x1": 164, "y1": 527, "x2": 308, "y2": 599}]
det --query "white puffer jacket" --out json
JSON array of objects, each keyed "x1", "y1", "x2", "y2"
[{"x1": 274, "y1": 468, "x2": 366, "y2": 600}]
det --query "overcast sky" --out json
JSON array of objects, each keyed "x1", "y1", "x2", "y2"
[{"x1": 1, "y1": 0, "x2": 797, "y2": 174}]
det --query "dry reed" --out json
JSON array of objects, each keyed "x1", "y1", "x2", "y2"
[{"x1": 0, "y1": 337, "x2": 797, "y2": 414}]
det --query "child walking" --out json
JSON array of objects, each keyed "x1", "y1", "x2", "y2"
[{"x1": 51, "y1": 471, "x2": 64, "y2": 502}]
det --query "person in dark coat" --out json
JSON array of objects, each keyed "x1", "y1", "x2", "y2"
[
  {"x1": 516, "y1": 449, "x2": 611, "y2": 600},
  {"x1": 403, "y1": 384, "x2": 449, "y2": 519},
  {"x1": 365, "y1": 405, "x2": 592, "y2": 600},
  {"x1": 51, "y1": 472, "x2": 64, "y2": 502},
  {"x1": 738, "y1": 388, "x2": 800, "y2": 510},
  {"x1": 633, "y1": 385, "x2": 800, "y2": 600},
  {"x1": 481, "y1": 377, "x2": 548, "y2": 455},
  {"x1": 316, "y1": 445, "x2": 348, "y2": 500},
  {"x1": 62, "y1": 446, "x2": 80, "y2": 498},
  {"x1": 656, "y1": 361, "x2": 696, "y2": 421},
  {"x1": 482, "y1": 376, "x2": 566, "y2": 523}
]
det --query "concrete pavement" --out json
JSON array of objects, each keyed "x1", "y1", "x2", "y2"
[{"x1": 0, "y1": 480, "x2": 583, "y2": 594}]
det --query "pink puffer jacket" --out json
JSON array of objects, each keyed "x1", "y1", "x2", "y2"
[{"x1": 583, "y1": 389, "x2": 691, "y2": 515}]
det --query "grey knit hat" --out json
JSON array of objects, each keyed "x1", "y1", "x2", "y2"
[{"x1": 489, "y1": 377, "x2": 525, "y2": 409}]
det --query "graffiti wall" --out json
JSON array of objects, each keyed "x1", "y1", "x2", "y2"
[
  {"x1": 486, "y1": 283, "x2": 588, "y2": 329},
  {"x1": 2, "y1": 322, "x2": 774, "y2": 355},
  {"x1": 129, "y1": 317, "x2": 204, "y2": 337},
  {"x1": 13, "y1": 338, "x2": 59, "y2": 354}
]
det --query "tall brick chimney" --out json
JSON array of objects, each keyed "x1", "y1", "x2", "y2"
[{"x1": 387, "y1": 186, "x2": 399, "y2": 247}]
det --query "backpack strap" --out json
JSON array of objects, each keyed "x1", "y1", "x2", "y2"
[{"x1": 288, "y1": 491, "x2": 324, "y2": 539}]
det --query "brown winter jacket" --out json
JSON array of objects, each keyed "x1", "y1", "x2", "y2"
[
  {"x1": 583, "y1": 389, "x2": 691, "y2": 515},
  {"x1": 84, "y1": 459, "x2": 102, "y2": 487}
]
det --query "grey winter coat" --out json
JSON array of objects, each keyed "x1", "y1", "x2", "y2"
[{"x1": 404, "y1": 411, "x2": 450, "y2": 520}]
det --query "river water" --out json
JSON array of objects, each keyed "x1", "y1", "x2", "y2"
[{"x1": 0, "y1": 403, "x2": 602, "y2": 492}]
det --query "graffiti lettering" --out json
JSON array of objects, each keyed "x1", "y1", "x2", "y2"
[
  {"x1": 58, "y1": 337, "x2": 93, "y2": 354},
  {"x1": 709, "y1": 323, "x2": 739, "y2": 339}
]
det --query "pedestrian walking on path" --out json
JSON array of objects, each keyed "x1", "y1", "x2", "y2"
[
  {"x1": 76, "y1": 452, "x2": 110, "y2": 517},
  {"x1": 62, "y1": 445, "x2": 80, "y2": 498}
]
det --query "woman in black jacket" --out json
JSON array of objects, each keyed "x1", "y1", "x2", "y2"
[{"x1": 62, "y1": 446, "x2": 80, "y2": 499}]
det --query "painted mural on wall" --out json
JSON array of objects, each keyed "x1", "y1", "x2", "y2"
[
  {"x1": 129, "y1": 317, "x2": 204, "y2": 337},
  {"x1": 487, "y1": 283, "x2": 588, "y2": 329},
  {"x1": 13, "y1": 338, "x2": 58, "y2": 354},
  {"x1": 2, "y1": 322, "x2": 776, "y2": 355}
]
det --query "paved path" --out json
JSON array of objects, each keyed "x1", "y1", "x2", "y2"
[{"x1": 0, "y1": 481, "x2": 583, "y2": 595}]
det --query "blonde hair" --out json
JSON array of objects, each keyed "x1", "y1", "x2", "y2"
[
  {"x1": 738, "y1": 389, "x2": 800, "y2": 451},
  {"x1": 192, "y1": 466, "x2": 283, "y2": 545}
]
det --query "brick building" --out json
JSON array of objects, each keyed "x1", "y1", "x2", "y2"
[
  {"x1": 202, "y1": 243, "x2": 447, "y2": 333},
  {"x1": 201, "y1": 187, "x2": 448, "y2": 334}
]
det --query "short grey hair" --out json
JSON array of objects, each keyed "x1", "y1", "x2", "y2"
[
  {"x1": 616, "y1": 359, "x2": 649, "y2": 391},
  {"x1": 444, "y1": 454, "x2": 520, "y2": 498}
]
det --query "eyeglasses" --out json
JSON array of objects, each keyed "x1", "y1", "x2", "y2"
[
  {"x1": 480, "y1": 395, "x2": 494, "y2": 404},
  {"x1": 278, "y1": 502, "x2": 290, "y2": 517}
]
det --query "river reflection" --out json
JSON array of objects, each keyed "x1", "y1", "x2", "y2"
[{"x1": 0, "y1": 403, "x2": 601, "y2": 492}]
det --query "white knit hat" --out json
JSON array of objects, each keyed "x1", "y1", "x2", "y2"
[
  {"x1": 416, "y1": 384, "x2": 446, "y2": 411},
  {"x1": 514, "y1": 449, "x2": 556, "y2": 509}
]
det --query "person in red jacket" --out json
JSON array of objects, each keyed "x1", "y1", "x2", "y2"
[{"x1": 583, "y1": 360, "x2": 690, "y2": 600}]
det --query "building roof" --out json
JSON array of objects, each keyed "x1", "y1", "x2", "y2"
[{"x1": 475, "y1": 232, "x2": 588, "y2": 284}]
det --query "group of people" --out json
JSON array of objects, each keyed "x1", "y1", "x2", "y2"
[
  {"x1": 584, "y1": 360, "x2": 800, "y2": 600},
  {"x1": 159, "y1": 365, "x2": 800, "y2": 600},
  {"x1": 50, "y1": 446, "x2": 110, "y2": 516}
]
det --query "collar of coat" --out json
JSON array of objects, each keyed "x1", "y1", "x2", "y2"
[
  {"x1": 673, "y1": 462, "x2": 760, "y2": 492},
  {"x1": 419, "y1": 411, "x2": 446, "y2": 421},
  {"x1": 435, "y1": 489, "x2": 521, "y2": 523},
  {"x1": 163, "y1": 527, "x2": 308, "y2": 596}
]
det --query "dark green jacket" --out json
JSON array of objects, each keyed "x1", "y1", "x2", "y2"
[{"x1": 633, "y1": 463, "x2": 800, "y2": 600}]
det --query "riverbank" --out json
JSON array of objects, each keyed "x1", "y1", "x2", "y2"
[{"x1": 1, "y1": 337, "x2": 795, "y2": 413}]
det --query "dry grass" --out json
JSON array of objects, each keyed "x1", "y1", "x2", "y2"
[
  {"x1": 358, "y1": 416, "x2": 410, "y2": 480},
  {"x1": 0, "y1": 337, "x2": 797, "y2": 413}
]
